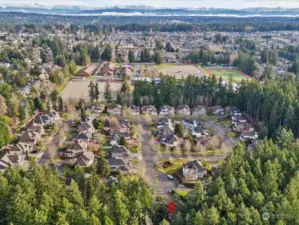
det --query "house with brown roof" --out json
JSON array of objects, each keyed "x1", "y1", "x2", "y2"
[
  {"x1": 100, "y1": 62, "x2": 117, "y2": 76},
  {"x1": 77, "y1": 63, "x2": 101, "y2": 77},
  {"x1": 61, "y1": 142, "x2": 87, "y2": 158},
  {"x1": 176, "y1": 105, "x2": 191, "y2": 115},
  {"x1": 76, "y1": 152, "x2": 95, "y2": 167}
]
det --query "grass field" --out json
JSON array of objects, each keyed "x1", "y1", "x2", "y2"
[
  {"x1": 156, "y1": 64, "x2": 203, "y2": 79},
  {"x1": 204, "y1": 67, "x2": 252, "y2": 83}
]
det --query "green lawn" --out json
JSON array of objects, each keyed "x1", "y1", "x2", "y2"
[
  {"x1": 175, "y1": 190, "x2": 190, "y2": 198},
  {"x1": 155, "y1": 159, "x2": 184, "y2": 174},
  {"x1": 228, "y1": 131, "x2": 238, "y2": 138},
  {"x1": 204, "y1": 68, "x2": 252, "y2": 83}
]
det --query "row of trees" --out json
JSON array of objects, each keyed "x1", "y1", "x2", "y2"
[
  {"x1": 188, "y1": 49, "x2": 230, "y2": 65},
  {"x1": 171, "y1": 129, "x2": 299, "y2": 225}
]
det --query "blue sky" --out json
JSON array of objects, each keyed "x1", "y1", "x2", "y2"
[{"x1": 1, "y1": 0, "x2": 299, "y2": 9}]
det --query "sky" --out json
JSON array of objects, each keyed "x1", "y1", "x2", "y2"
[{"x1": 1, "y1": 0, "x2": 299, "y2": 9}]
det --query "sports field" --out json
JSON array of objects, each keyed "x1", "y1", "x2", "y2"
[
  {"x1": 204, "y1": 68, "x2": 252, "y2": 83},
  {"x1": 156, "y1": 64, "x2": 203, "y2": 79}
]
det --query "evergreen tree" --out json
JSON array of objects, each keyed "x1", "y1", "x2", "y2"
[
  {"x1": 104, "y1": 82, "x2": 112, "y2": 102},
  {"x1": 128, "y1": 50, "x2": 135, "y2": 63},
  {"x1": 58, "y1": 96, "x2": 64, "y2": 112},
  {"x1": 94, "y1": 82, "x2": 100, "y2": 102},
  {"x1": 89, "y1": 81, "x2": 95, "y2": 102}
]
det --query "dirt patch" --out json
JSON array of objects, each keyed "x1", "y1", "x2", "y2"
[
  {"x1": 60, "y1": 78, "x2": 122, "y2": 101},
  {"x1": 158, "y1": 65, "x2": 203, "y2": 79}
]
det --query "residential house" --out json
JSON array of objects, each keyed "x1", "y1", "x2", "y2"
[
  {"x1": 193, "y1": 105, "x2": 207, "y2": 115},
  {"x1": 5, "y1": 143, "x2": 33, "y2": 155},
  {"x1": 107, "y1": 104, "x2": 122, "y2": 116},
  {"x1": 182, "y1": 160, "x2": 206, "y2": 181},
  {"x1": 160, "y1": 105, "x2": 173, "y2": 115},
  {"x1": 72, "y1": 132, "x2": 92, "y2": 144},
  {"x1": 77, "y1": 63, "x2": 100, "y2": 76},
  {"x1": 90, "y1": 104, "x2": 105, "y2": 113},
  {"x1": 192, "y1": 126, "x2": 208, "y2": 138},
  {"x1": 77, "y1": 121, "x2": 94, "y2": 134},
  {"x1": 27, "y1": 123, "x2": 45, "y2": 136},
  {"x1": 108, "y1": 157, "x2": 131, "y2": 174},
  {"x1": 34, "y1": 110, "x2": 59, "y2": 126},
  {"x1": 157, "y1": 118, "x2": 172, "y2": 129},
  {"x1": 240, "y1": 131, "x2": 259, "y2": 141},
  {"x1": 231, "y1": 114, "x2": 247, "y2": 125},
  {"x1": 225, "y1": 106, "x2": 241, "y2": 116},
  {"x1": 210, "y1": 105, "x2": 225, "y2": 116},
  {"x1": 109, "y1": 145, "x2": 132, "y2": 174},
  {"x1": 130, "y1": 105, "x2": 140, "y2": 116},
  {"x1": 182, "y1": 119, "x2": 198, "y2": 130},
  {"x1": 233, "y1": 121, "x2": 254, "y2": 132},
  {"x1": 110, "y1": 132, "x2": 131, "y2": 146},
  {"x1": 76, "y1": 152, "x2": 95, "y2": 167},
  {"x1": 0, "y1": 153, "x2": 26, "y2": 171},
  {"x1": 100, "y1": 62, "x2": 117, "y2": 76},
  {"x1": 110, "y1": 145, "x2": 131, "y2": 158},
  {"x1": 18, "y1": 131, "x2": 40, "y2": 146},
  {"x1": 61, "y1": 142, "x2": 87, "y2": 158},
  {"x1": 160, "y1": 123, "x2": 178, "y2": 147},
  {"x1": 176, "y1": 105, "x2": 191, "y2": 115},
  {"x1": 141, "y1": 105, "x2": 158, "y2": 116}
]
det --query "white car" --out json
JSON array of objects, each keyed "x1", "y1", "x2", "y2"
[{"x1": 167, "y1": 175, "x2": 174, "y2": 180}]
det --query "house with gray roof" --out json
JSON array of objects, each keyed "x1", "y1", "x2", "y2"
[
  {"x1": 182, "y1": 160, "x2": 206, "y2": 181},
  {"x1": 0, "y1": 153, "x2": 26, "y2": 172}
]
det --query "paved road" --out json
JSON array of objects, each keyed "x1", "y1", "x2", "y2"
[
  {"x1": 38, "y1": 120, "x2": 69, "y2": 165},
  {"x1": 141, "y1": 121, "x2": 179, "y2": 195}
]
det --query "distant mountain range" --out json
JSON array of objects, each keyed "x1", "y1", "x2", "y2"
[{"x1": 2, "y1": 4, "x2": 299, "y2": 17}]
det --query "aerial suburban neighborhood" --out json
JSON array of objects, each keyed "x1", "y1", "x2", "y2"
[{"x1": 0, "y1": 5, "x2": 299, "y2": 225}]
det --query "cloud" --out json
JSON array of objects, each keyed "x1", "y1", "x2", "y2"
[{"x1": 1, "y1": 0, "x2": 299, "y2": 8}]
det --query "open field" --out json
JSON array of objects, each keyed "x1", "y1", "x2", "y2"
[
  {"x1": 60, "y1": 77, "x2": 122, "y2": 101},
  {"x1": 204, "y1": 67, "x2": 252, "y2": 83},
  {"x1": 156, "y1": 64, "x2": 203, "y2": 79}
]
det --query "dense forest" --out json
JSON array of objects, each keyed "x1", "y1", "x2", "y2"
[
  {"x1": 1, "y1": 14, "x2": 299, "y2": 33},
  {"x1": 171, "y1": 128, "x2": 299, "y2": 225},
  {"x1": 134, "y1": 74, "x2": 299, "y2": 137},
  {"x1": 0, "y1": 165, "x2": 156, "y2": 225}
]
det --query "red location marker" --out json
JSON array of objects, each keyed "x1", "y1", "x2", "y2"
[{"x1": 168, "y1": 202, "x2": 176, "y2": 213}]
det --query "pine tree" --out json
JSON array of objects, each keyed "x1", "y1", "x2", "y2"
[
  {"x1": 94, "y1": 82, "x2": 100, "y2": 102},
  {"x1": 58, "y1": 97, "x2": 64, "y2": 112},
  {"x1": 104, "y1": 82, "x2": 112, "y2": 102},
  {"x1": 128, "y1": 50, "x2": 135, "y2": 63},
  {"x1": 89, "y1": 81, "x2": 95, "y2": 102},
  {"x1": 116, "y1": 93, "x2": 122, "y2": 105}
]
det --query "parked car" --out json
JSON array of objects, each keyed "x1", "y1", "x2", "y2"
[{"x1": 167, "y1": 175, "x2": 174, "y2": 180}]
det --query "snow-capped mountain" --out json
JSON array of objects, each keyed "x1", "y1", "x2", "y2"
[{"x1": 1, "y1": 4, "x2": 299, "y2": 17}]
